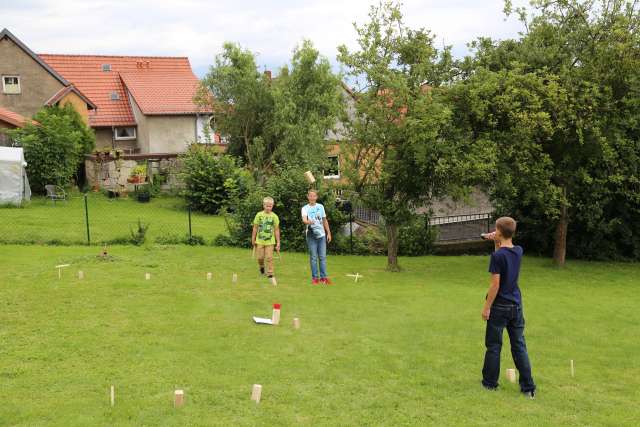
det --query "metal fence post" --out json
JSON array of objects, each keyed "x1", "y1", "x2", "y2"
[
  {"x1": 188, "y1": 205, "x2": 192, "y2": 239},
  {"x1": 84, "y1": 193, "x2": 91, "y2": 245}
]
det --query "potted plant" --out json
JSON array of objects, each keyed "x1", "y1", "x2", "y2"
[
  {"x1": 127, "y1": 164, "x2": 147, "y2": 184},
  {"x1": 135, "y1": 184, "x2": 151, "y2": 202}
]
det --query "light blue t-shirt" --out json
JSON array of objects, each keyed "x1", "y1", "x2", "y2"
[{"x1": 301, "y1": 203, "x2": 326, "y2": 238}]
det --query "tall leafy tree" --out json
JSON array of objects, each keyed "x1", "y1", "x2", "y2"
[
  {"x1": 455, "y1": 0, "x2": 640, "y2": 264},
  {"x1": 200, "y1": 41, "x2": 343, "y2": 182},
  {"x1": 338, "y1": 1, "x2": 494, "y2": 270},
  {"x1": 7, "y1": 104, "x2": 95, "y2": 193}
]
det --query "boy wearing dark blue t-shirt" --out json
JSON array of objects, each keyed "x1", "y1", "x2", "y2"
[{"x1": 481, "y1": 216, "x2": 536, "y2": 398}]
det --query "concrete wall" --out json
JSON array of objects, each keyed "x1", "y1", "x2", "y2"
[
  {"x1": 128, "y1": 93, "x2": 148, "y2": 153},
  {"x1": 59, "y1": 91, "x2": 90, "y2": 125},
  {"x1": 147, "y1": 115, "x2": 196, "y2": 153},
  {"x1": 0, "y1": 37, "x2": 64, "y2": 118}
]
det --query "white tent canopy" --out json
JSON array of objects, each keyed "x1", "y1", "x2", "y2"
[{"x1": 0, "y1": 146, "x2": 31, "y2": 205}]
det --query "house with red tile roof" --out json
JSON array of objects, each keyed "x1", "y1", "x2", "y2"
[
  {"x1": 2, "y1": 28, "x2": 215, "y2": 154},
  {"x1": 39, "y1": 53, "x2": 214, "y2": 154},
  {"x1": 0, "y1": 28, "x2": 96, "y2": 139}
]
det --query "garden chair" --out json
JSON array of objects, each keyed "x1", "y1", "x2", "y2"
[{"x1": 45, "y1": 185, "x2": 66, "y2": 204}]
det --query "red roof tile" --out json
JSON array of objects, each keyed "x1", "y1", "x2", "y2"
[
  {"x1": 120, "y1": 71, "x2": 210, "y2": 115},
  {"x1": 38, "y1": 54, "x2": 209, "y2": 128},
  {"x1": 0, "y1": 107, "x2": 32, "y2": 128}
]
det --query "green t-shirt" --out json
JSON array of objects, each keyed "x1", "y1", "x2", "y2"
[{"x1": 253, "y1": 211, "x2": 280, "y2": 245}]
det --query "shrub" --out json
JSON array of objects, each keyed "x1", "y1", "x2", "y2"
[
  {"x1": 398, "y1": 214, "x2": 438, "y2": 256},
  {"x1": 180, "y1": 145, "x2": 253, "y2": 214},
  {"x1": 222, "y1": 166, "x2": 347, "y2": 252},
  {"x1": 7, "y1": 104, "x2": 95, "y2": 193}
]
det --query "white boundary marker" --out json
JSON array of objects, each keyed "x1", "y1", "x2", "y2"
[
  {"x1": 346, "y1": 273, "x2": 363, "y2": 282},
  {"x1": 110, "y1": 385, "x2": 115, "y2": 406},
  {"x1": 570, "y1": 359, "x2": 575, "y2": 377},
  {"x1": 55, "y1": 264, "x2": 70, "y2": 279}
]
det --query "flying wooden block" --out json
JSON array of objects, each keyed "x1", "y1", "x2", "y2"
[
  {"x1": 304, "y1": 170, "x2": 316, "y2": 184},
  {"x1": 174, "y1": 389, "x2": 184, "y2": 407},
  {"x1": 55, "y1": 264, "x2": 70, "y2": 279},
  {"x1": 293, "y1": 317, "x2": 300, "y2": 329},
  {"x1": 110, "y1": 385, "x2": 115, "y2": 406},
  {"x1": 505, "y1": 368, "x2": 517, "y2": 383},
  {"x1": 570, "y1": 359, "x2": 575, "y2": 377},
  {"x1": 271, "y1": 276, "x2": 277, "y2": 286},
  {"x1": 232, "y1": 273, "x2": 238, "y2": 283},
  {"x1": 271, "y1": 303, "x2": 281, "y2": 325},
  {"x1": 145, "y1": 272, "x2": 151, "y2": 280},
  {"x1": 251, "y1": 384, "x2": 262, "y2": 403},
  {"x1": 206, "y1": 272, "x2": 212, "y2": 280},
  {"x1": 78, "y1": 270, "x2": 84, "y2": 280}
]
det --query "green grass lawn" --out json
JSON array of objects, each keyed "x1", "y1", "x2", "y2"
[
  {"x1": 0, "y1": 245, "x2": 638, "y2": 426},
  {"x1": 0, "y1": 193, "x2": 226, "y2": 245}
]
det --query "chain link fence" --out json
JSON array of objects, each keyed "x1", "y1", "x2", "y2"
[{"x1": 0, "y1": 192, "x2": 226, "y2": 246}]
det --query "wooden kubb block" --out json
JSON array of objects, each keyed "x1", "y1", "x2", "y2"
[
  {"x1": 174, "y1": 389, "x2": 184, "y2": 407},
  {"x1": 251, "y1": 384, "x2": 262, "y2": 403}
]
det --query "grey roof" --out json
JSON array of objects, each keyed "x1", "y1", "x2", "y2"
[{"x1": 0, "y1": 28, "x2": 70, "y2": 87}]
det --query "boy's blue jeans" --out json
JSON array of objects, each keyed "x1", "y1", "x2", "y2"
[
  {"x1": 482, "y1": 303, "x2": 536, "y2": 392},
  {"x1": 306, "y1": 234, "x2": 327, "y2": 279}
]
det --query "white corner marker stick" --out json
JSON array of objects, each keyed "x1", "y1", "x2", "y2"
[
  {"x1": 145, "y1": 272, "x2": 151, "y2": 280},
  {"x1": 232, "y1": 273, "x2": 238, "y2": 283},
  {"x1": 55, "y1": 264, "x2": 70, "y2": 279},
  {"x1": 206, "y1": 272, "x2": 212, "y2": 280},
  {"x1": 78, "y1": 270, "x2": 84, "y2": 280},
  {"x1": 110, "y1": 385, "x2": 115, "y2": 406},
  {"x1": 174, "y1": 389, "x2": 184, "y2": 407},
  {"x1": 570, "y1": 359, "x2": 575, "y2": 377},
  {"x1": 293, "y1": 317, "x2": 300, "y2": 329},
  {"x1": 251, "y1": 384, "x2": 262, "y2": 403}
]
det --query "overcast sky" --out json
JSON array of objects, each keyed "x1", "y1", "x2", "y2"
[{"x1": 1, "y1": 0, "x2": 527, "y2": 78}]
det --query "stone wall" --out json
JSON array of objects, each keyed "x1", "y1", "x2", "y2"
[{"x1": 84, "y1": 153, "x2": 183, "y2": 192}]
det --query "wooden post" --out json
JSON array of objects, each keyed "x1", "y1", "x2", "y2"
[
  {"x1": 251, "y1": 384, "x2": 262, "y2": 403},
  {"x1": 110, "y1": 385, "x2": 115, "y2": 406},
  {"x1": 78, "y1": 270, "x2": 84, "y2": 280},
  {"x1": 293, "y1": 318, "x2": 300, "y2": 329},
  {"x1": 271, "y1": 276, "x2": 277, "y2": 286},
  {"x1": 207, "y1": 272, "x2": 212, "y2": 280},
  {"x1": 174, "y1": 389, "x2": 184, "y2": 407},
  {"x1": 570, "y1": 359, "x2": 575, "y2": 377},
  {"x1": 271, "y1": 303, "x2": 281, "y2": 325},
  {"x1": 145, "y1": 272, "x2": 151, "y2": 280},
  {"x1": 506, "y1": 368, "x2": 516, "y2": 383},
  {"x1": 232, "y1": 273, "x2": 238, "y2": 283}
]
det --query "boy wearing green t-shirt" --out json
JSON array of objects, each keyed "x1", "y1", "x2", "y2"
[{"x1": 251, "y1": 197, "x2": 281, "y2": 279}]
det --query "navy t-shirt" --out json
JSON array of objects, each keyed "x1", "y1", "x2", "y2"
[{"x1": 488, "y1": 246, "x2": 523, "y2": 305}]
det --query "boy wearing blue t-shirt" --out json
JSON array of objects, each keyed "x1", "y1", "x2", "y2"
[
  {"x1": 301, "y1": 189, "x2": 332, "y2": 285},
  {"x1": 481, "y1": 216, "x2": 536, "y2": 398}
]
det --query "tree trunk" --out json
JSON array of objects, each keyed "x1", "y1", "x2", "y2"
[
  {"x1": 386, "y1": 223, "x2": 400, "y2": 272},
  {"x1": 553, "y1": 191, "x2": 569, "y2": 267}
]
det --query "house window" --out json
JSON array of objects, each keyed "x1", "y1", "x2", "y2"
[
  {"x1": 110, "y1": 91, "x2": 120, "y2": 100},
  {"x1": 102, "y1": 64, "x2": 112, "y2": 72},
  {"x1": 324, "y1": 155, "x2": 340, "y2": 179},
  {"x1": 114, "y1": 127, "x2": 136, "y2": 140},
  {"x1": 2, "y1": 76, "x2": 21, "y2": 94}
]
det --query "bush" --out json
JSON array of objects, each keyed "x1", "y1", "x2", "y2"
[
  {"x1": 180, "y1": 146, "x2": 253, "y2": 214},
  {"x1": 155, "y1": 234, "x2": 206, "y2": 246},
  {"x1": 7, "y1": 104, "x2": 95, "y2": 193},
  {"x1": 398, "y1": 214, "x2": 438, "y2": 256},
  {"x1": 221, "y1": 166, "x2": 347, "y2": 252}
]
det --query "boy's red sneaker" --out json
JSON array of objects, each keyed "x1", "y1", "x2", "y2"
[
  {"x1": 321, "y1": 278, "x2": 332, "y2": 285},
  {"x1": 312, "y1": 278, "x2": 320, "y2": 285}
]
